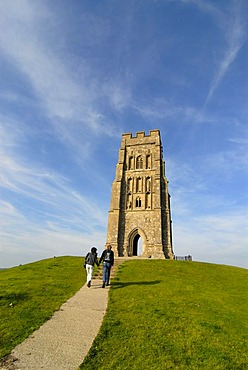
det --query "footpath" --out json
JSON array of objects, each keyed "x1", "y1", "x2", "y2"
[{"x1": 0, "y1": 259, "x2": 125, "y2": 370}]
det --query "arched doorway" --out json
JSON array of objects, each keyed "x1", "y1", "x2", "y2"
[
  {"x1": 128, "y1": 228, "x2": 146, "y2": 256},
  {"x1": 133, "y1": 234, "x2": 143, "y2": 256},
  {"x1": 137, "y1": 236, "x2": 143, "y2": 256}
]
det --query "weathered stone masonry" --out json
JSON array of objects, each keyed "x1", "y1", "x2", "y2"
[{"x1": 105, "y1": 130, "x2": 174, "y2": 259}]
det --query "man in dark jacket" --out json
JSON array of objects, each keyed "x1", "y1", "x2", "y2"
[
  {"x1": 99, "y1": 244, "x2": 114, "y2": 288},
  {"x1": 84, "y1": 246, "x2": 99, "y2": 287}
]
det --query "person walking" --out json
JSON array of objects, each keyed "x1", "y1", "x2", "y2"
[
  {"x1": 99, "y1": 244, "x2": 114, "y2": 288},
  {"x1": 84, "y1": 247, "x2": 99, "y2": 288}
]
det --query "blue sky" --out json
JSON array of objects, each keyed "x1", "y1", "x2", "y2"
[{"x1": 0, "y1": 0, "x2": 247, "y2": 269}]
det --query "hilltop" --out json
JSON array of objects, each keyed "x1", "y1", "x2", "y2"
[{"x1": 0, "y1": 257, "x2": 247, "y2": 369}]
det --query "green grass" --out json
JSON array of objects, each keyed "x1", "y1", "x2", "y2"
[
  {"x1": 80, "y1": 260, "x2": 248, "y2": 370},
  {"x1": 0, "y1": 256, "x2": 86, "y2": 358},
  {"x1": 1, "y1": 258, "x2": 247, "y2": 369}
]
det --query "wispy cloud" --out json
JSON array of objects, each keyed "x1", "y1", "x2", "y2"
[
  {"x1": 0, "y1": 198, "x2": 106, "y2": 267},
  {"x1": 0, "y1": 2, "x2": 82, "y2": 118},
  {"x1": 0, "y1": 147, "x2": 108, "y2": 267},
  {"x1": 132, "y1": 98, "x2": 217, "y2": 124},
  {"x1": 173, "y1": 208, "x2": 248, "y2": 269},
  {"x1": 0, "y1": 112, "x2": 107, "y2": 265},
  {"x1": 168, "y1": 156, "x2": 248, "y2": 268},
  {"x1": 167, "y1": 144, "x2": 248, "y2": 268},
  {"x1": 203, "y1": 148, "x2": 248, "y2": 177},
  {"x1": 0, "y1": 0, "x2": 116, "y2": 267},
  {"x1": 205, "y1": 31, "x2": 246, "y2": 104},
  {"x1": 0, "y1": 151, "x2": 107, "y2": 231},
  {"x1": 196, "y1": 0, "x2": 246, "y2": 104},
  {"x1": 0, "y1": 0, "x2": 122, "y2": 156},
  {"x1": 178, "y1": 0, "x2": 247, "y2": 104}
]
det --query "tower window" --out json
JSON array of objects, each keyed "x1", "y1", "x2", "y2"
[
  {"x1": 129, "y1": 156, "x2": 134, "y2": 170},
  {"x1": 146, "y1": 154, "x2": 151, "y2": 169},
  {"x1": 136, "y1": 156, "x2": 143, "y2": 169},
  {"x1": 146, "y1": 177, "x2": 151, "y2": 192},
  {"x1": 136, "y1": 197, "x2": 141, "y2": 208},
  {"x1": 136, "y1": 177, "x2": 142, "y2": 192},
  {"x1": 127, "y1": 177, "x2": 132, "y2": 192}
]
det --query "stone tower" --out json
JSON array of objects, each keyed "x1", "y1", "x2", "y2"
[{"x1": 105, "y1": 130, "x2": 174, "y2": 259}]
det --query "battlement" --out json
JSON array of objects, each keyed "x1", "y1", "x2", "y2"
[{"x1": 122, "y1": 129, "x2": 160, "y2": 140}]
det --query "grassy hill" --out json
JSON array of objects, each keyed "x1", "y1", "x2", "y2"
[
  {"x1": 81, "y1": 260, "x2": 247, "y2": 370},
  {"x1": 0, "y1": 256, "x2": 86, "y2": 358},
  {"x1": 0, "y1": 258, "x2": 247, "y2": 369}
]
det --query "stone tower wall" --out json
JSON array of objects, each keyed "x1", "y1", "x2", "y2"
[{"x1": 105, "y1": 130, "x2": 174, "y2": 259}]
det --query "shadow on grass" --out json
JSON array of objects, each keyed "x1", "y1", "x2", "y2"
[
  {"x1": 111, "y1": 280, "x2": 161, "y2": 289},
  {"x1": 0, "y1": 292, "x2": 29, "y2": 307}
]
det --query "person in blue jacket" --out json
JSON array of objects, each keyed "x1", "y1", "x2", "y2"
[{"x1": 99, "y1": 244, "x2": 114, "y2": 288}]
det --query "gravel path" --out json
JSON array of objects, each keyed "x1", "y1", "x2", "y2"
[{"x1": 3, "y1": 279, "x2": 109, "y2": 370}]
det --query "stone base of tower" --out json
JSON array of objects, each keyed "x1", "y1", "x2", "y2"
[
  {"x1": 116, "y1": 245, "x2": 174, "y2": 259},
  {"x1": 143, "y1": 251, "x2": 166, "y2": 259},
  {"x1": 109, "y1": 243, "x2": 175, "y2": 259},
  {"x1": 166, "y1": 250, "x2": 175, "y2": 260}
]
